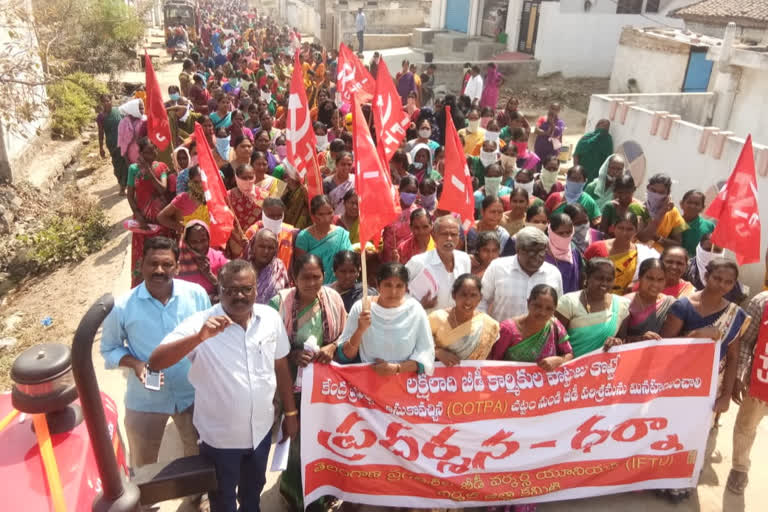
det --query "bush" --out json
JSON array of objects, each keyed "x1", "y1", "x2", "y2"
[
  {"x1": 17, "y1": 192, "x2": 110, "y2": 268},
  {"x1": 47, "y1": 73, "x2": 108, "y2": 139}
]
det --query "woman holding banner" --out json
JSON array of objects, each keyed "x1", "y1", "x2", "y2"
[{"x1": 556, "y1": 258, "x2": 630, "y2": 357}]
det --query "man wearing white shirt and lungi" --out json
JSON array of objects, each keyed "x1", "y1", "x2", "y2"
[{"x1": 150, "y1": 260, "x2": 298, "y2": 512}]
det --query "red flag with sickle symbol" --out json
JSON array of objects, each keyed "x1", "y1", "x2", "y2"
[
  {"x1": 439, "y1": 106, "x2": 475, "y2": 229},
  {"x1": 336, "y1": 43, "x2": 375, "y2": 105},
  {"x1": 144, "y1": 53, "x2": 172, "y2": 151},
  {"x1": 372, "y1": 58, "x2": 410, "y2": 164}
]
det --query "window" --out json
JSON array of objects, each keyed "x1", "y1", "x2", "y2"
[
  {"x1": 616, "y1": 0, "x2": 643, "y2": 14},
  {"x1": 645, "y1": 0, "x2": 660, "y2": 13}
]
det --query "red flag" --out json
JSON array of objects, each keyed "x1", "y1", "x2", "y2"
[
  {"x1": 705, "y1": 135, "x2": 762, "y2": 264},
  {"x1": 144, "y1": 53, "x2": 172, "y2": 151},
  {"x1": 439, "y1": 106, "x2": 475, "y2": 229},
  {"x1": 193, "y1": 122, "x2": 235, "y2": 248},
  {"x1": 286, "y1": 51, "x2": 323, "y2": 202},
  {"x1": 353, "y1": 95, "x2": 398, "y2": 247},
  {"x1": 336, "y1": 43, "x2": 375, "y2": 105},
  {"x1": 373, "y1": 58, "x2": 410, "y2": 164}
]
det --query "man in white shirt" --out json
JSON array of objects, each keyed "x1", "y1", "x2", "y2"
[
  {"x1": 464, "y1": 65, "x2": 484, "y2": 105},
  {"x1": 480, "y1": 227, "x2": 563, "y2": 321},
  {"x1": 150, "y1": 260, "x2": 298, "y2": 512},
  {"x1": 355, "y1": 8, "x2": 366, "y2": 52},
  {"x1": 406, "y1": 215, "x2": 471, "y2": 313}
]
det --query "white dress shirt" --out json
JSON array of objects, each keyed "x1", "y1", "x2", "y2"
[
  {"x1": 479, "y1": 255, "x2": 563, "y2": 322},
  {"x1": 406, "y1": 249, "x2": 471, "y2": 313},
  {"x1": 464, "y1": 74, "x2": 484, "y2": 103},
  {"x1": 355, "y1": 12, "x2": 366, "y2": 32},
  {"x1": 161, "y1": 303, "x2": 290, "y2": 450}
]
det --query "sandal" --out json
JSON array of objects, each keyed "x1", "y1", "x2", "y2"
[{"x1": 726, "y1": 469, "x2": 749, "y2": 495}]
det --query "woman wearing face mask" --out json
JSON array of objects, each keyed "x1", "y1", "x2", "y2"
[
  {"x1": 227, "y1": 163, "x2": 268, "y2": 234},
  {"x1": 126, "y1": 137, "x2": 171, "y2": 287},
  {"x1": 333, "y1": 190, "x2": 360, "y2": 244},
  {"x1": 500, "y1": 188, "x2": 530, "y2": 238},
  {"x1": 213, "y1": 126, "x2": 232, "y2": 163},
  {"x1": 408, "y1": 144, "x2": 440, "y2": 184},
  {"x1": 598, "y1": 173, "x2": 644, "y2": 238},
  {"x1": 430, "y1": 274, "x2": 500, "y2": 365},
  {"x1": 685, "y1": 233, "x2": 748, "y2": 303},
  {"x1": 556, "y1": 258, "x2": 630, "y2": 357},
  {"x1": 498, "y1": 143, "x2": 518, "y2": 182},
  {"x1": 397, "y1": 208, "x2": 434, "y2": 265},
  {"x1": 545, "y1": 165, "x2": 601, "y2": 225},
  {"x1": 584, "y1": 154, "x2": 626, "y2": 210},
  {"x1": 469, "y1": 140, "x2": 499, "y2": 187},
  {"x1": 585, "y1": 212, "x2": 659, "y2": 294},
  {"x1": 636, "y1": 173, "x2": 686, "y2": 252},
  {"x1": 533, "y1": 155, "x2": 564, "y2": 201},
  {"x1": 117, "y1": 98, "x2": 147, "y2": 166},
  {"x1": 417, "y1": 178, "x2": 438, "y2": 215},
  {"x1": 534, "y1": 102, "x2": 566, "y2": 166},
  {"x1": 623, "y1": 258, "x2": 675, "y2": 342},
  {"x1": 405, "y1": 118, "x2": 440, "y2": 155},
  {"x1": 322, "y1": 151, "x2": 355, "y2": 216},
  {"x1": 471, "y1": 119, "x2": 505, "y2": 157},
  {"x1": 331, "y1": 250, "x2": 379, "y2": 313},
  {"x1": 218, "y1": 134, "x2": 253, "y2": 190},
  {"x1": 383, "y1": 176, "x2": 420, "y2": 262},
  {"x1": 471, "y1": 231, "x2": 501, "y2": 278},
  {"x1": 177, "y1": 220, "x2": 229, "y2": 301},
  {"x1": 511, "y1": 126, "x2": 540, "y2": 172},
  {"x1": 564, "y1": 202, "x2": 603, "y2": 255},
  {"x1": 467, "y1": 195, "x2": 512, "y2": 255},
  {"x1": 473, "y1": 163, "x2": 511, "y2": 219},
  {"x1": 513, "y1": 168, "x2": 542, "y2": 205},
  {"x1": 295, "y1": 195, "x2": 352, "y2": 284},
  {"x1": 546, "y1": 213, "x2": 582, "y2": 293},
  {"x1": 458, "y1": 109, "x2": 486, "y2": 154}
]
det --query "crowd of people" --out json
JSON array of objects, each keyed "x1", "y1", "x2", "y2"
[{"x1": 97, "y1": 1, "x2": 768, "y2": 512}]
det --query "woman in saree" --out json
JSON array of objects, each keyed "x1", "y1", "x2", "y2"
[
  {"x1": 585, "y1": 211, "x2": 659, "y2": 294},
  {"x1": 500, "y1": 188, "x2": 530, "y2": 238},
  {"x1": 660, "y1": 258, "x2": 750, "y2": 503},
  {"x1": 218, "y1": 135, "x2": 253, "y2": 190},
  {"x1": 545, "y1": 212, "x2": 582, "y2": 294},
  {"x1": 281, "y1": 170, "x2": 311, "y2": 229},
  {"x1": 409, "y1": 143, "x2": 441, "y2": 184},
  {"x1": 209, "y1": 93, "x2": 232, "y2": 130},
  {"x1": 532, "y1": 155, "x2": 564, "y2": 202},
  {"x1": 117, "y1": 98, "x2": 147, "y2": 166},
  {"x1": 491, "y1": 284, "x2": 572, "y2": 371},
  {"x1": 584, "y1": 154, "x2": 627, "y2": 211},
  {"x1": 572, "y1": 118, "x2": 613, "y2": 183},
  {"x1": 157, "y1": 166, "x2": 211, "y2": 238},
  {"x1": 660, "y1": 245, "x2": 696, "y2": 298},
  {"x1": 294, "y1": 195, "x2": 352, "y2": 284},
  {"x1": 323, "y1": 152, "x2": 355, "y2": 216},
  {"x1": 597, "y1": 173, "x2": 644, "y2": 238},
  {"x1": 253, "y1": 129, "x2": 281, "y2": 172},
  {"x1": 623, "y1": 258, "x2": 675, "y2": 342},
  {"x1": 333, "y1": 189, "x2": 360, "y2": 244},
  {"x1": 636, "y1": 173, "x2": 686, "y2": 252},
  {"x1": 564, "y1": 203, "x2": 603, "y2": 256},
  {"x1": 685, "y1": 232, "x2": 749, "y2": 303},
  {"x1": 177, "y1": 221, "x2": 228, "y2": 302},
  {"x1": 397, "y1": 208, "x2": 434, "y2": 265},
  {"x1": 382, "y1": 175, "x2": 419, "y2": 263},
  {"x1": 544, "y1": 165, "x2": 601, "y2": 225},
  {"x1": 471, "y1": 231, "x2": 501, "y2": 279},
  {"x1": 430, "y1": 274, "x2": 500, "y2": 364},
  {"x1": 330, "y1": 250, "x2": 379, "y2": 313},
  {"x1": 268, "y1": 254, "x2": 346, "y2": 512},
  {"x1": 533, "y1": 102, "x2": 565, "y2": 166},
  {"x1": 556, "y1": 258, "x2": 630, "y2": 357},
  {"x1": 252, "y1": 150, "x2": 287, "y2": 197},
  {"x1": 126, "y1": 138, "x2": 171, "y2": 287},
  {"x1": 466, "y1": 195, "x2": 512, "y2": 255},
  {"x1": 479, "y1": 62, "x2": 504, "y2": 110}
]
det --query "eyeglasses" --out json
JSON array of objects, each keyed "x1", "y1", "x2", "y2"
[
  {"x1": 220, "y1": 286, "x2": 255, "y2": 296},
  {"x1": 519, "y1": 247, "x2": 547, "y2": 258}
]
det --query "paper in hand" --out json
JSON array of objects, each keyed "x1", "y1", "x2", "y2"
[
  {"x1": 270, "y1": 416, "x2": 290, "y2": 472},
  {"x1": 408, "y1": 267, "x2": 438, "y2": 301}
]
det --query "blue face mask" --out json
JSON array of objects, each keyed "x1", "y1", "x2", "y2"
[
  {"x1": 400, "y1": 191, "x2": 417, "y2": 207},
  {"x1": 564, "y1": 180, "x2": 586, "y2": 204},
  {"x1": 169, "y1": 93, "x2": 180, "y2": 101},
  {"x1": 215, "y1": 136, "x2": 231, "y2": 160}
]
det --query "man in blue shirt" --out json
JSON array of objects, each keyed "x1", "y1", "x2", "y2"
[{"x1": 101, "y1": 236, "x2": 211, "y2": 469}]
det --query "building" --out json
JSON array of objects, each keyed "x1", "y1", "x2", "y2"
[{"x1": 669, "y1": 0, "x2": 768, "y2": 42}]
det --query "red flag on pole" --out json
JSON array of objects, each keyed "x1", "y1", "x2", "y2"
[
  {"x1": 286, "y1": 51, "x2": 323, "y2": 202},
  {"x1": 336, "y1": 43, "x2": 375, "y2": 105},
  {"x1": 373, "y1": 58, "x2": 410, "y2": 165},
  {"x1": 353, "y1": 95, "x2": 398, "y2": 247},
  {"x1": 193, "y1": 122, "x2": 235, "y2": 248},
  {"x1": 144, "y1": 53, "x2": 172, "y2": 151},
  {"x1": 704, "y1": 135, "x2": 762, "y2": 265},
  {"x1": 439, "y1": 106, "x2": 475, "y2": 229}
]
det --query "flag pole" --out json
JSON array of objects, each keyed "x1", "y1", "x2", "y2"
[{"x1": 360, "y1": 245, "x2": 369, "y2": 311}]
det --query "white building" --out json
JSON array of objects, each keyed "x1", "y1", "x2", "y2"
[{"x1": 669, "y1": 0, "x2": 768, "y2": 43}]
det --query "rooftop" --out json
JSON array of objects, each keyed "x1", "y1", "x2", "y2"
[{"x1": 670, "y1": 0, "x2": 768, "y2": 27}]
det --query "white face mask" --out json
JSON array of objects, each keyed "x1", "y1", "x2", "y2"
[
  {"x1": 262, "y1": 215, "x2": 284, "y2": 234},
  {"x1": 235, "y1": 176, "x2": 255, "y2": 194},
  {"x1": 479, "y1": 150, "x2": 497, "y2": 167},
  {"x1": 516, "y1": 180, "x2": 534, "y2": 195},
  {"x1": 316, "y1": 134, "x2": 329, "y2": 151},
  {"x1": 264, "y1": 64, "x2": 273, "y2": 73},
  {"x1": 418, "y1": 128, "x2": 431, "y2": 139},
  {"x1": 485, "y1": 131, "x2": 499, "y2": 143},
  {"x1": 485, "y1": 176, "x2": 502, "y2": 197},
  {"x1": 260, "y1": 91, "x2": 272, "y2": 102},
  {"x1": 467, "y1": 119, "x2": 480, "y2": 133}
]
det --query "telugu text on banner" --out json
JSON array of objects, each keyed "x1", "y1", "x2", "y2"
[{"x1": 301, "y1": 339, "x2": 719, "y2": 508}]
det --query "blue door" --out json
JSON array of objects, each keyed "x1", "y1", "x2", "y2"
[
  {"x1": 445, "y1": 0, "x2": 470, "y2": 33},
  {"x1": 683, "y1": 48, "x2": 713, "y2": 92}
]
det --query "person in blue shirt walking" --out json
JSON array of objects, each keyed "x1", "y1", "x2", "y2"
[{"x1": 101, "y1": 236, "x2": 211, "y2": 469}]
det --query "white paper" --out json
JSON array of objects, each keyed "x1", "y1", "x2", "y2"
[
  {"x1": 408, "y1": 267, "x2": 438, "y2": 301},
  {"x1": 270, "y1": 416, "x2": 290, "y2": 472}
]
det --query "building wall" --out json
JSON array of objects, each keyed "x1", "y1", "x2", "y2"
[
  {"x1": 686, "y1": 21, "x2": 768, "y2": 44},
  {"x1": 727, "y1": 67, "x2": 768, "y2": 144},
  {"x1": 586, "y1": 94, "x2": 768, "y2": 295},
  {"x1": 534, "y1": 1, "x2": 684, "y2": 77},
  {"x1": 608, "y1": 30, "x2": 692, "y2": 93}
]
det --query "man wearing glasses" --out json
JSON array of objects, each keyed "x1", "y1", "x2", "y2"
[
  {"x1": 479, "y1": 226, "x2": 563, "y2": 321},
  {"x1": 150, "y1": 259, "x2": 298, "y2": 512}
]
